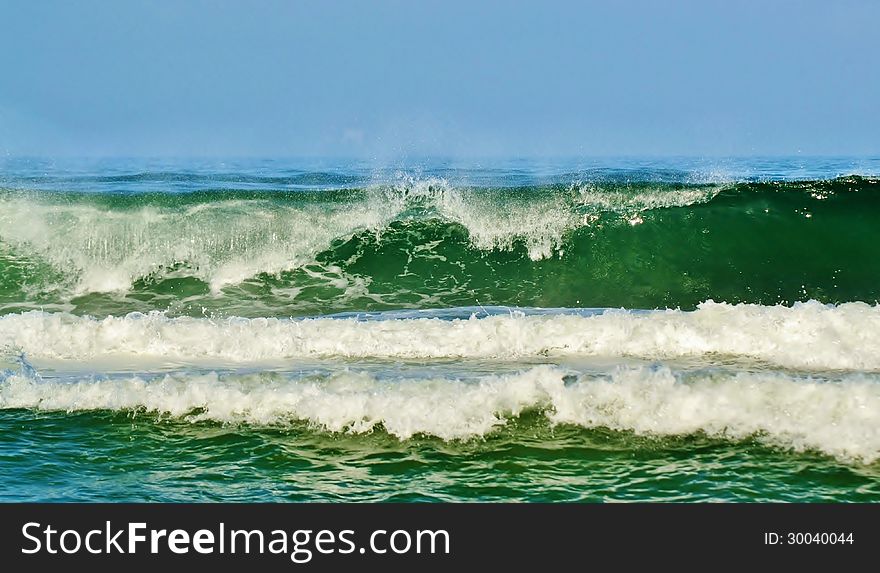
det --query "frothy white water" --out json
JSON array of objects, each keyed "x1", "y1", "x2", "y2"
[
  {"x1": 379, "y1": 177, "x2": 719, "y2": 259},
  {"x1": 1, "y1": 301, "x2": 878, "y2": 370},
  {"x1": 0, "y1": 195, "x2": 398, "y2": 293},
  {"x1": 2, "y1": 365, "x2": 877, "y2": 462}
]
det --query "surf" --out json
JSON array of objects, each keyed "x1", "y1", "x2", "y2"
[
  {"x1": 2, "y1": 362, "x2": 878, "y2": 463},
  {"x1": 1, "y1": 176, "x2": 878, "y2": 317},
  {"x1": 1, "y1": 300, "x2": 878, "y2": 371}
]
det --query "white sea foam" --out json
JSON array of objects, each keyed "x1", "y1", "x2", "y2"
[
  {"x1": 378, "y1": 177, "x2": 719, "y2": 259},
  {"x1": 0, "y1": 195, "x2": 399, "y2": 293},
  {"x1": 1, "y1": 301, "x2": 878, "y2": 370},
  {"x1": 395, "y1": 178, "x2": 580, "y2": 259},
  {"x1": 2, "y1": 364, "x2": 877, "y2": 462}
]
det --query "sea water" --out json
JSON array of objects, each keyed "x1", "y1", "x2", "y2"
[{"x1": 1, "y1": 156, "x2": 878, "y2": 501}]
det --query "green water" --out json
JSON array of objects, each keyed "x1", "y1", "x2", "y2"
[{"x1": 2, "y1": 410, "x2": 877, "y2": 502}]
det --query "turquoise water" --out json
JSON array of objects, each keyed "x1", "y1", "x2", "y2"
[{"x1": 1, "y1": 157, "x2": 879, "y2": 502}]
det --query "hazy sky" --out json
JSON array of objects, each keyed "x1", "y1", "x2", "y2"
[{"x1": 0, "y1": 0, "x2": 877, "y2": 158}]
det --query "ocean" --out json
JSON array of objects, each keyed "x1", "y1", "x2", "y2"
[{"x1": 1, "y1": 156, "x2": 878, "y2": 502}]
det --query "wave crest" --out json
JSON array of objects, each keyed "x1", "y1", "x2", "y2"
[
  {"x1": 1, "y1": 176, "x2": 878, "y2": 315},
  {"x1": 3, "y1": 364, "x2": 878, "y2": 462},
  {"x1": 2, "y1": 301, "x2": 879, "y2": 370}
]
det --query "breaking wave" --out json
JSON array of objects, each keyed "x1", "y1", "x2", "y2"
[
  {"x1": 2, "y1": 300, "x2": 879, "y2": 371},
  {"x1": 2, "y1": 363, "x2": 877, "y2": 463}
]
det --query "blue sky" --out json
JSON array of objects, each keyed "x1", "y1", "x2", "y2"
[{"x1": 0, "y1": 0, "x2": 877, "y2": 157}]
